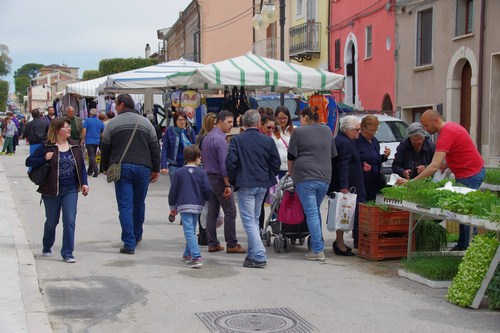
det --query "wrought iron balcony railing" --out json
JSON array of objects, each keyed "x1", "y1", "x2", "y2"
[{"x1": 289, "y1": 21, "x2": 321, "y2": 62}]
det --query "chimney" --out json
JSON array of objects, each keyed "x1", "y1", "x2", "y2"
[{"x1": 145, "y1": 44, "x2": 151, "y2": 58}]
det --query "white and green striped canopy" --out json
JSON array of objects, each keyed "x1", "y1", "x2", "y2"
[{"x1": 166, "y1": 52, "x2": 344, "y2": 93}]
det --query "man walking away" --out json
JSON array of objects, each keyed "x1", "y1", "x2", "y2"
[
  {"x1": 24, "y1": 108, "x2": 49, "y2": 154},
  {"x1": 100, "y1": 94, "x2": 161, "y2": 255},
  {"x1": 226, "y1": 109, "x2": 280, "y2": 268},
  {"x1": 81, "y1": 108, "x2": 105, "y2": 177}
]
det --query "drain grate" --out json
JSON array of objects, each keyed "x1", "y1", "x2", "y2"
[{"x1": 196, "y1": 307, "x2": 318, "y2": 333}]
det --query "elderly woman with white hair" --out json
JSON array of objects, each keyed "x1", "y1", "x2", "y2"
[
  {"x1": 392, "y1": 122, "x2": 435, "y2": 180},
  {"x1": 329, "y1": 115, "x2": 366, "y2": 254}
]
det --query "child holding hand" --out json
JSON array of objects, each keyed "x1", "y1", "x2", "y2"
[{"x1": 168, "y1": 145, "x2": 212, "y2": 268}]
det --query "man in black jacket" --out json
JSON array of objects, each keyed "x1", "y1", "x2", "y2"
[{"x1": 24, "y1": 108, "x2": 49, "y2": 154}]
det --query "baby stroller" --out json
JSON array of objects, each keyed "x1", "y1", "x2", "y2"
[{"x1": 262, "y1": 174, "x2": 310, "y2": 253}]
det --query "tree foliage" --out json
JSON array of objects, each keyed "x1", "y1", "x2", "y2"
[
  {"x1": 82, "y1": 70, "x2": 100, "y2": 81},
  {"x1": 14, "y1": 63, "x2": 44, "y2": 79},
  {"x1": 14, "y1": 76, "x2": 30, "y2": 104},
  {"x1": 99, "y1": 58, "x2": 158, "y2": 76},
  {"x1": 0, "y1": 44, "x2": 13, "y2": 77},
  {"x1": 0, "y1": 80, "x2": 9, "y2": 111}
]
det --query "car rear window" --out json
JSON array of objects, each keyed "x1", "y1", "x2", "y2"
[{"x1": 375, "y1": 121, "x2": 408, "y2": 143}]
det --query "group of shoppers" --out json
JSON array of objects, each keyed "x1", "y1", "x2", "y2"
[{"x1": 22, "y1": 94, "x2": 483, "y2": 267}]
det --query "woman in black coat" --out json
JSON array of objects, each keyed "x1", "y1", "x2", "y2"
[
  {"x1": 392, "y1": 122, "x2": 435, "y2": 179},
  {"x1": 330, "y1": 116, "x2": 366, "y2": 255},
  {"x1": 355, "y1": 115, "x2": 390, "y2": 201}
]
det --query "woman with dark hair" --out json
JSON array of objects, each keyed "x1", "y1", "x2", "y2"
[
  {"x1": 160, "y1": 110, "x2": 196, "y2": 182},
  {"x1": 288, "y1": 107, "x2": 337, "y2": 262},
  {"x1": 273, "y1": 106, "x2": 293, "y2": 178},
  {"x1": 26, "y1": 118, "x2": 89, "y2": 263},
  {"x1": 355, "y1": 115, "x2": 390, "y2": 201}
]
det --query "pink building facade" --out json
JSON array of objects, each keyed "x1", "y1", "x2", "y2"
[{"x1": 329, "y1": 0, "x2": 396, "y2": 112}]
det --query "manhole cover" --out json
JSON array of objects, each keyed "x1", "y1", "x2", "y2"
[{"x1": 196, "y1": 307, "x2": 317, "y2": 333}]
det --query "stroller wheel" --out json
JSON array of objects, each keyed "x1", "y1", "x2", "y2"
[
  {"x1": 273, "y1": 237, "x2": 282, "y2": 253},
  {"x1": 265, "y1": 231, "x2": 272, "y2": 247},
  {"x1": 299, "y1": 237, "x2": 305, "y2": 246},
  {"x1": 290, "y1": 238, "x2": 297, "y2": 245},
  {"x1": 283, "y1": 237, "x2": 291, "y2": 253}
]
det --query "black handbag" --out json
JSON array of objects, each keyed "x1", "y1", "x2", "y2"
[{"x1": 28, "y1": 163, "x2": 50, "y2": 186}]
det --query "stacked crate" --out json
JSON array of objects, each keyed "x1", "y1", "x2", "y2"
[{"x1": 358, "y1": 203, "x2": 415, "y2": 260}]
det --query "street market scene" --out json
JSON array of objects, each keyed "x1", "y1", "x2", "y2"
[{"x1": 1, "y1": 1, "x2": 499, "y2": 332}]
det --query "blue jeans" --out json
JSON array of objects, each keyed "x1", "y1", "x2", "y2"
[
  {"x1": 237, "y1": 187, "x2": 268, "y2": 262},
  {"x1": 295, "y1": 180, "x2": 328, "y2": 254},
  {"x1": 455, "y1": 167, "x2": 485, "y2": 249},
  {"x1": 114, "y1": 163, "x2": 151, "y2": 250},
  {"x1": 181, "y1": 213, "x2": 201, "y2": 259},
  {"x1": 42, "y1": 185, "x2": 78, "y2": 259},
  {"x1": 168, "y1": 164, "x2": 180, "y2": 183}
]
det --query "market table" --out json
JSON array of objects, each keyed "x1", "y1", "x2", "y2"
[{"x1": 377, "y1": 196, "x2": 500, "y2": 309}]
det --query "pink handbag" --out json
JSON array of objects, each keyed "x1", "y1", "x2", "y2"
[{"x1": 278, "y1": 190, "x2": 305, "y2": 225}]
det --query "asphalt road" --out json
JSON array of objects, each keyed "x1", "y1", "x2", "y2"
[{"x1": 2, "y1": 142, "x2": 499, "y2": 333}]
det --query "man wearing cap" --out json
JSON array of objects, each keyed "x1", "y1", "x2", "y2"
[{"x1": 82, "y1": 108, "x2": 105, "y2": 177}]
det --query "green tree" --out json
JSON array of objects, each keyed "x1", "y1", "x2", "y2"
[
  {"x1": 0, "y1": 80, "x2": 9, "y2": 111},
  {"x1": 82, "y1": 70, "x2": 100, "y2": 81},
  {"x1": 14, "y1": 76, "x2": 30, "y2": 104},
  {"x1": 0, "y1": 44, "x2": 13, "y2": 77},
  {"x1": 99, "y1": 57, "x2": 158, "y2": 76},
  {"x1": 14, "y1": 63, "x2": 44, "y2": 79}
]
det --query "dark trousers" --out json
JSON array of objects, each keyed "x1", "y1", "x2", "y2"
[
  {"x1": 86, "y1": 144, "x2": 99, "y2": 175},
  {"x1": 206, "y1": 174, "x2": 238, "y2": 247}
]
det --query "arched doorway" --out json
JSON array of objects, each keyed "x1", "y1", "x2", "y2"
[
  {"x1": 381, "y1": 94, "x2": 393, "y2": 112},
  {"x1": 343, "y1": 33, "x2": 358, "y2": 108},
  {"x1": 460, "y1": 61, "x2": 472, "y2": 133}
]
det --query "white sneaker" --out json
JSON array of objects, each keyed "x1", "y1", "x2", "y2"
[
  {"x1": 186, "y1": 258, "x2": 202, "y2": 268},
  {"x1": 64, "y1": 257, "x2": 76, "y2": 263},
  {"x1": 304, "y1": 251, "x2": 325, "y2": 262},
  {"x1": 42, "y1": 252, "x2": 52, "y2": 257}
]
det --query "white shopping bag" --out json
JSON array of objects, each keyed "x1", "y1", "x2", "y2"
[
  {"x1": 200, "y1": 205, "x2": 224, "y2": 229},
  {"x1": 326, "y1": 191, "x2": 357, "y2": 232}
]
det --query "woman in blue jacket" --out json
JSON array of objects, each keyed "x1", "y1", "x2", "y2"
[
  {"x1": 355, "y1": 115, "x2": 390, "y2": 201},
  {"x1": 160, "y1": 109, "x2": 196, "y2": 182}
]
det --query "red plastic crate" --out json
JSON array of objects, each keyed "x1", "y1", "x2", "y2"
[
  {"x1": 358, "y1": 231, "x2": 416, "y2": 261},
  {"x1": 358, "y1": 204, "x2": 410, "y2": 233}
]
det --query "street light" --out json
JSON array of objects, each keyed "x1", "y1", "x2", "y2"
[{"x1": 253, "y1": 0, "x2": 286, "y2": 105}]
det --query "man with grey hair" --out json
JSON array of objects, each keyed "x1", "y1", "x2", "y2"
[
  {"x1": 392, "y1": 122, "x2": 435, "y2": 180},
  {"x1": 82, "y1": 108, "x2": 105, "y2": 177},
  {"x1": 64, "y1": 106, "x2": 83, "y2": 141},
  {"x1": 226, "y1": 109, "x2": 281, "y2": 268}
]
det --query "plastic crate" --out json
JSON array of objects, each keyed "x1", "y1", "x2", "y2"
[
  {"x1": 358, "y1": 231, "x2": 416, "y2": 261},
  {"x1": 445, "y1": 220, "x2": 459, "y2": 234},
  {"x1": 358, "y1": 204, "x2": 410, "y2": 233}
]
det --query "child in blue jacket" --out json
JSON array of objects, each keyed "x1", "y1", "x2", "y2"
[{"x1": 168, "y1": 145, "x2": 212, "y2": 268}]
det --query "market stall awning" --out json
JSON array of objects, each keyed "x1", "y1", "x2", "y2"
[
  {"x1": 65, "y1": 77, "x2": 107, "y2": 97},
  {"x1": 97, "y1": 58, "x2": 205, "y2": 92},
  {"x1": 166, "y1": 52, "x2": 344, "y2": 93}
]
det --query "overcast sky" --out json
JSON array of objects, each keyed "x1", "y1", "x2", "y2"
[{"x1": 0, "y1": 0, "x2": 193, "y2": 92}]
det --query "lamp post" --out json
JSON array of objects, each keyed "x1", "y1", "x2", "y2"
[{"x1": 253, "y1": 0, "x2": 286, "y2": 106}]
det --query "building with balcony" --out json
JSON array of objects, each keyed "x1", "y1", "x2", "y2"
[
  {"x1": 396, "y1": 0, "x2": 500, "y2": 166},
  {"x1": 329, "y1": 0, "x2": 397, "y2": 111}
]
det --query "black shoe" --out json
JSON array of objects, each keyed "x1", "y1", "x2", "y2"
[
  {"x1": 333, "y1": 241, "x2": 355, "y2": 256},
  {"x1": 92, "y1": 173, "x2": 98, "y2": 178},
  {"x1": 168, "y1": 214, "x2": 175, "y2": 223},
  {"x1": 243, "y1": 258, "x2": 267, "y2": 268},
  {"x1": 333, "y1": 240, "x2": 352, "y2": 252},
  {"x1": 120, "y1": 247, "x2": 135, "y2": 254}
]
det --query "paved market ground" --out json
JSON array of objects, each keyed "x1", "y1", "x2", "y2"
[{"x1": 1, "y1": 142, "x2": 499, "y2": 332}]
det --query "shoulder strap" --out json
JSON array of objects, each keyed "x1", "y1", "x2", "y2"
[{"x1": 118, "y1": 122, "x2": 139, "y2": 164}]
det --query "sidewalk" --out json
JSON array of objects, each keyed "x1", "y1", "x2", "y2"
[{"x1": 0, "y1": 158, "x2": 51, "y2": 333}]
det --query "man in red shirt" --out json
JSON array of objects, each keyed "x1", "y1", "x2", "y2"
[{"x1": 398, "y1": 109, "x2": 485, "y2": 250}]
